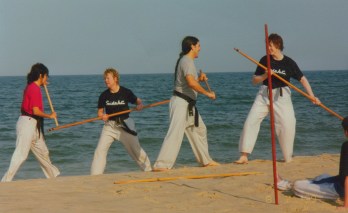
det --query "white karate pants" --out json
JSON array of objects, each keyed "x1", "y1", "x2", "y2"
[
  {"x1": 293, "y1": 174, "x2": 340, "y2": 200},
  {"x1": 238, "y1": 85, "x2": 296, "y2": 162},
  {"x1": 90, "y1": 118, "x2": 152, "y2": 175},
  {"x1": 1, "y1": 116, "x2": 60, "y2": 182},
  {"x1": 154, "y1": 96, "x2": 213, "y2": 169}
]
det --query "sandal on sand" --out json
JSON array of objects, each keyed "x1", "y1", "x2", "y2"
[{"x1": 277, "y1": 179, "x2": 292, "y2": 191}]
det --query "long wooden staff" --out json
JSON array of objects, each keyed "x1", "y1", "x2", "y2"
[
  {"x1": 264, "y1": 24, "x2": 278, "y2": 205},
  {"x1": 48, "y1": 99, "x2": 170, "y2": 132},
  {"x1": 43, "y1": 85, "x2": 59, "y2": 126},
  {"x1": 114, "y1": 172, "x2": 262, "y2": 184},
  {"x1": 199, "y1": 69, "x2": 212, "y2": 92},
  {"x1": 234, "y1": 48, "x2": 344, "y2": 121}
]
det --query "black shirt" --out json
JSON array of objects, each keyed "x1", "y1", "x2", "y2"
[
  {"x1": 339, "y1": 141, "x2": 348, "y2": 188},
  {"x1": 255, "y1": 55, "x2": 304, "y2": 88},
  {"x1": 98, "y1": 86, "x2": 137, "y2": 120}
]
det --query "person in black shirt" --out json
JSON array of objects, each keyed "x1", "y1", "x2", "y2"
[
  {"x1": 235, "y1": 33, "x2": 321, "y2": 164},
  {"x1": 90, "y1": 68, "x2": 152, "y2": 174},
  {"x1": 292, "y1": 117, "x2": 348, "y2": 208}
]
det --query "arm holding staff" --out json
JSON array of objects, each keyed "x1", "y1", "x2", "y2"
[
  {"x1": 252, "y1": 71, "x2": 269, "y2": 85},
  {"x1": 32, "y1": 107, "x2": 57, "y2": 119},
  {"x1": 98, "y1": 108, "x2": 107, "y2": 121},
  {"x1": 199, "y1": 69, "x2": 213, "y2": 93},
  {"x1": 43, "y1": 84, "x2": 59, "y2": 126},
  {"x1": 186, "y1": 74, "x2": 215, "y2": 100},
  {"x1": 135, "y1": 98, "x2": 144, "y2": 110},
  {"x1": 299, "y1": 76, "x2": 320, "y2": 105}
]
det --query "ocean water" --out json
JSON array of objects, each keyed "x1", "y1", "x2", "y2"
[{"x1": 0, "y1": 71, "x2": 347, "y2": 180}]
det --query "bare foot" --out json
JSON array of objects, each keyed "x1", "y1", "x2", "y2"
[
  {"x1": 203, "y1": 161, "x2": 220, "y2": 167},
  {"x1": 234, "y1": 156, "x2": 248, "y2": 164},
  {"x1": 152, "y1": 168, "x2": 170, "y2": 172}
]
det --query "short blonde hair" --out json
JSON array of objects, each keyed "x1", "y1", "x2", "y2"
[{"x1": 104, "y1": 68, "x2": 119, "y2": 81}]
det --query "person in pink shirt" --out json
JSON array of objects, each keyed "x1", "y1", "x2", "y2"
[{"x1": 1, "y1": 63, "x2": 60, "y2": 182}]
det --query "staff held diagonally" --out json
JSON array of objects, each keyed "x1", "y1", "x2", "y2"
[
  {"x1": 233, "y1": 48, "x2": 343, "y2": 121},
  {"x1": 48, "y1": 99, "x2": 170, "y2": 132}
]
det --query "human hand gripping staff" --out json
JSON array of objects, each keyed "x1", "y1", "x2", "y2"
[
  {"x1": 199, "y1": 69, "x2": 212, "y2": 93},
  {"x1": 199, "y1": 71, "x2": 215, "y2": 100},
  {"x1": 43, "y1": 84, "x2": 59, "y2": 126}
]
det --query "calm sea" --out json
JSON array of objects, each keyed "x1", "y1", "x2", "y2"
[{"x1": 0, "y1": 71, "x2": 347, "y2": 180}]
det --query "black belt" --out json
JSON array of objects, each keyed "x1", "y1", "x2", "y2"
[
  {"x1": 110, "y1": 116, "x2": 137, "y2": 136},
  {"x1": 267, "y1": 87, "x2": 283, "y2": 97},
  {"x1": 111, "y1": 116, "x2": 125, "y2": 124},
  {"x1": 173, "y1": 90, "x2": 199, "y2": 127},
  {"x1": 21, "y1": 108, "x2": 44, "y2": 138}
]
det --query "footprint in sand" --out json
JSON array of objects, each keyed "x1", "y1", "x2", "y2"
[{"x1": 197, "y1": 191, "x2": 221, "y2": 199}]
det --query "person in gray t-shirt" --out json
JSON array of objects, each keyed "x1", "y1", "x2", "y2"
[{"x1": 153, "y1": 36, "x2": 219, "y2": 171}]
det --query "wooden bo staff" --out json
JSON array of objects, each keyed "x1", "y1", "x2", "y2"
[
  {"x1": 43, "y1": 85, "x2": 59, "y2": 126},
  {"x1": 233, "y1": 48, "x2": 344, "y2": 121},
  {"x1": 48, "y1": 99, "x2": 170, "y2": 132},
  {"x1": 114, "y1": 172, "x2": 262, "y2": 184},
  {"x1": 199, "y1": 69, "x2": 212, "y2": 92}
]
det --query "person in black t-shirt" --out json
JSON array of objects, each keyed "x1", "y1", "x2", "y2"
[
  {"x1": 90, "y1": 68, "x2": 152, "y2": 175},
  {"x1": 290, "y1": 117, "x2": 348, "y2": 208},
  {"x1": 235, "y1": 33, "x2": 321, "y2": 164}
]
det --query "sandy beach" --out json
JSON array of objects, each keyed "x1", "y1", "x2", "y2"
[{"x1": 0, "y1": 154, "x2": 344, "y2": 213}]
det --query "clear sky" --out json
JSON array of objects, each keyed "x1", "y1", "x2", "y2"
[{"x1": 1, "y1": 0, "x2": 348, "y2": 76}]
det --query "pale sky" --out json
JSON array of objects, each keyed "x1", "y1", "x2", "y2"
[{"x1": 1, "y1": 0, "x2": 348, "y2": 76}]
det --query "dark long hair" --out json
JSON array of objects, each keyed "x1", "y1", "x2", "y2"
[
  {"x1": 174, "y1": 36, "x2": 199, "y2": 81},
  {"x1": 23, "y1": 63, "x2": 49, "y2": 138},
  {"x1": 27, "y1": 63, "x2": 49, "y2": 85}
]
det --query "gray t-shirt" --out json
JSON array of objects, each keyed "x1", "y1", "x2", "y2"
[{"x1": 174, "y1": 55, "x2": 198, "y2": 100}]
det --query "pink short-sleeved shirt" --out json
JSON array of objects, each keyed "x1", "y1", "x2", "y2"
[{"x1": 21, "y1": 82, "x2": 43, "y2": 115}]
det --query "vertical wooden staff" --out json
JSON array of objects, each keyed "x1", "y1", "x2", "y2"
[
  {"x1": 264, "y1": 24, "x2": 278, "y2": 205},
  {"x1": 199, "y1": 69, "x2": 212, "y2": 92},
  {"x1": 44, "y1": 85, "x2": 59, "y2": 126}
]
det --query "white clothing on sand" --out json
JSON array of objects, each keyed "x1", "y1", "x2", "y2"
[
  {"x1": 238, "y1": 85, "x2": 296, "y2": 162},
  {"x1": 90, "y1": 119, "x2": 152, "y2": 175},
  {"x1": 153, "y1": 96, "x2": 213, "y2": 169},
  {"x1": 293, "y1": 174, "x2": 340, "y2": 200},
  {"x1": 1, "y1": 116, "x2": 60, "y2": 182},
  {"x1": 154, "y1": 55, "x2": 214, "y2": 169}
]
